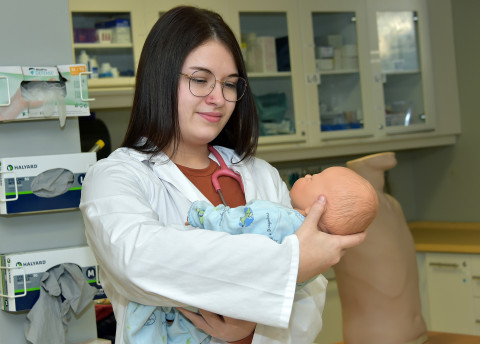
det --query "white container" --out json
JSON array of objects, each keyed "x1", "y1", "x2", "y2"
[
  {"x1": 78, "y1": 50, "x2": 90, "y2": 65},
  {"x1": 254, "y1": 36, "x2": 278, "y2": 73},
  {"x1": 342, "y1": 44, "x2": 358, "y2": 57},
  {"x1": 316, "y1": 58, "x2": 334, "y2": 71},
  {"x1": 327, "y1": 35, "x2": 343, "y2": 48},
  {"x1": 317, "y1": 46, "x2": 334, "y2": 59}
]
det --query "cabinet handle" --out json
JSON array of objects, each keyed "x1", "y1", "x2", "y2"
[
  {"x1": 472, "y1": 275, "x2": 480, "y2": 280},
  {"x1": 429, "y1": 262, "x2": 459, "y2": 268}
]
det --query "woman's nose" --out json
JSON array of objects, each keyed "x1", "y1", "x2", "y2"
[{"x1": 206, "y1": 81, "x2": 225, "y2": 104}]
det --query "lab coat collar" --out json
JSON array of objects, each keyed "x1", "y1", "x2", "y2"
[{"x1": 114, "y1": 145, "x2": 254, "y2": 205}]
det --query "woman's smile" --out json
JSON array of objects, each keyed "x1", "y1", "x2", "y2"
[{"x1": 198, "y1": 111, "x2": 223, "y2": 123}]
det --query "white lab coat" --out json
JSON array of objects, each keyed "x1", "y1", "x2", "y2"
[{"x1": 80, "y1": 145, "x2": 327, "y2": 344}]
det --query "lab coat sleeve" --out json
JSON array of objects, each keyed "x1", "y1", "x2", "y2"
[
  {"x1": 253, "y1": 275, "x2": 327, "y2": 344},
  {"x1": 241, "y1": 158, "x2": 327, "y2": 344},
  {"x1": 80, "y1": 156, "x2": 299, "y2": 329}
]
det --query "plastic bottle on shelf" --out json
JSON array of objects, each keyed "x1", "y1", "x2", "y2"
[
  {"x1": 88, "y1": 56, "x2": 99, "y2": 79},
  {"x1": 78, "y1": 50, "x2": 90, "y2": 66}
]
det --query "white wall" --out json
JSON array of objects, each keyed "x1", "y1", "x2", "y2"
[{"x1": 404, "y1": 0, "x2": 480, "y2": 222}]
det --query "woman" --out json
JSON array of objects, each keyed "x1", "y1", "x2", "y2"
[{"x1": 80, "y1": 6, "x2": 366, "y2": 344}]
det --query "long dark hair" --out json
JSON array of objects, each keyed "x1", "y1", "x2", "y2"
[{"x1": 122, "y1": 6, "x2": 258, "y2": 160}]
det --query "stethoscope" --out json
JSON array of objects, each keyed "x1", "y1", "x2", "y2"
[{"x1": 208, "y1": 145, "x2": 244, "y2": 206}]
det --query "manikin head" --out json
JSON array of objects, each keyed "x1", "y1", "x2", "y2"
[{"x1": 290, "y1": 166, "x2": 378, "y2": 235}]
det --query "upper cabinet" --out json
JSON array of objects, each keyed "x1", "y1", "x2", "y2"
[
  {"x1": 68, "y1": 0, "x2": 461, "y2": 161},
  {"x1": 366, "y1": 0, "x2": 436, "y2": 136},
  {"x1": 68, "y1": 0, "x2": 147, "y2": 108},
  {"x1": 300, "y1": 1, "x2": 375, "y2": 142},
  {"x1": 299, "y1": 0, "x2": 441, "y2": 150},
  {"x1": 221, "y1": 0, "x2": 308, "y2": 145}
]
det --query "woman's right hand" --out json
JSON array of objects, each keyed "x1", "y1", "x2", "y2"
[{"x1": 295, "y1": 195, "x2": 367, "y2": 283}]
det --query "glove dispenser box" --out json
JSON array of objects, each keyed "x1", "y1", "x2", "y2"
[
  {"x1": 0, "y1": 152, "x2": 96, "y2": 215},
  {"x1": 0, "y1": 64, "x2": 92, "y2": 125},
  {"x1": 1, "y1": 245, "x2": 105, "y2": 312}
]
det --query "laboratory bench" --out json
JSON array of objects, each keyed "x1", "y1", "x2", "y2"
[
  {"x1": 408, "y1": 222, "x2": 480, "y2": 337},
  {"x1": 409, "y1": 221, "x2": 480, "y2": 254}
]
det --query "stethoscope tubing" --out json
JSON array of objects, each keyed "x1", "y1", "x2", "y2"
[{"x1": 208, "y1": 145, "x2": 244, "y2": 206}]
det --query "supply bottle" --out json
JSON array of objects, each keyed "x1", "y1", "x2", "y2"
[
  {"x1": 78, "y1": 50, "x2": 90, "y2": 66},
  {"x1": 88, "y1": 56, "x2": 99, "y2": 79}
]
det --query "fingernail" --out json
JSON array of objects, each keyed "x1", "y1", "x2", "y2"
[{"x1": 318, "y1": 195, "x2": 326, "y2": 203}]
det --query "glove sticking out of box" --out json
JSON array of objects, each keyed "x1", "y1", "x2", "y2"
[{"x1": 24, "y1": 263, "x2": 97, "y2": 344}]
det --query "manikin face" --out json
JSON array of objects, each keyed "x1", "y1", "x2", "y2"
[
  {"x1": 177, "y1": 40, "x2": 238, "y2": 150},
  {"x1": 290, "y1": 172, "x2": 331, "y2": 213}
]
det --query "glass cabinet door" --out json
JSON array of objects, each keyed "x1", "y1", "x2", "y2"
[
  {"x1": 69, "y1": 0, "x2": 146, "y2": 90},
  {"x1": 71, "y1": 12, "x2": 135, "y2": 81},
  {"x1": 301, "y1": 1, "x2": 375, "y2": 142},
  {"x1": 223, "y1": 0, "x2": 308, "y2": 144},
  {"x1": 313, "y1": 12, "x2": 364, "y2": 133},
  {"x1": 367, "y1": 0, "x2": 435, "y2": 134},
  {"x1": 377, "y1": 11, "x2": 425, "y2": 128}
]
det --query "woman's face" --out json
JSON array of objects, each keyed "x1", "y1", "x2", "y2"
[{"x1": 177, "y1": 40, "x2": 238, "y2": 150}]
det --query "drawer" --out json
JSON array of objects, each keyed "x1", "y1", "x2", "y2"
[
  {"x1": 475, "y1": 298, "x2": 480, "y2": 335},
  {"x1": 472, "y1": 255, "x2": 480, "y2": 297}
]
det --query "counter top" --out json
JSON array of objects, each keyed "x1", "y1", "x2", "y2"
[{"x1": 409, "y1": 221, "x2": 480, "y2": 254}]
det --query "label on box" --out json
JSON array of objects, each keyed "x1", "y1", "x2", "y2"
[{"x1": 0, "y1": 152, "x2": 96, "y2": 215}]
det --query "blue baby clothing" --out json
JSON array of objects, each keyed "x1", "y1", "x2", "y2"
[
  {"x1": 124, "y1": 304, "x2": 210, "y2": 344},
  {"x1": 188, "y1": 200, "x2": 305, "y2": 243},
  {"x1": 124, "y1": 200, "x2": 305, "y2": 344}
]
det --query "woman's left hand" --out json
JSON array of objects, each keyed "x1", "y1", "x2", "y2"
[{"x1": 178, "y1": 308, "x2": 256, "y2": 342}]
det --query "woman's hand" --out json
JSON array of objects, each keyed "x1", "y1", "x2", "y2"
[
  {"x1": 295, "y1": 195, "x2": 367, "y2": 283},
  {"x1": 178, "y1": 308, "x2": 256, "y2": 343}
]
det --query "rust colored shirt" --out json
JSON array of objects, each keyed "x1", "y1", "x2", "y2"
[{"x1": 177, "y1": 159, "x2": 246, "y2": 207}]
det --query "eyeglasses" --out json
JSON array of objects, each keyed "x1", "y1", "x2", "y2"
[{"x1": 179, "y1": 70, "x2": 247, "y2": 102}]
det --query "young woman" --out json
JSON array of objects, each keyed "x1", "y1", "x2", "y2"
[{"x1": 80, "y1": 6, "x2": 366, "y2": 344}]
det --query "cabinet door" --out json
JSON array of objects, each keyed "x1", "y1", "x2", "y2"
[
  {"x1": 69, "y1": 0, "x2": 145, "y2": 89},
  {"x1": 471, "y1": 255, "x2": 480, "y2": 334},
  {"x1": 425, "y1": 253, "x2": 477, "y2": 335},
  {"x1": 222, "y1": 0, "x2": 308, "y2": 145},
  {"x1": 315, "y1": 270, "x2": 343, "y2": 344},
  {"x1": 366, "y1": 0, "x2": 436, "y2": 136},
  {"x1": 300, "y1": 0, "x2": 376, "y2": 142}
]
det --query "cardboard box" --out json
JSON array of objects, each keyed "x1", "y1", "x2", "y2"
[
  {"x1": 0, "y1": 152, "x2": 96, "y2": 215},
  {"x1": 1, "y1": 246, "x2": 106, "y2": 312},
  {"x1": 0, "y1": 64, "x2": 91, "y2": 123},
  {"x1": 254, "y1": 36, "x2": 278, "y2": 73}
]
